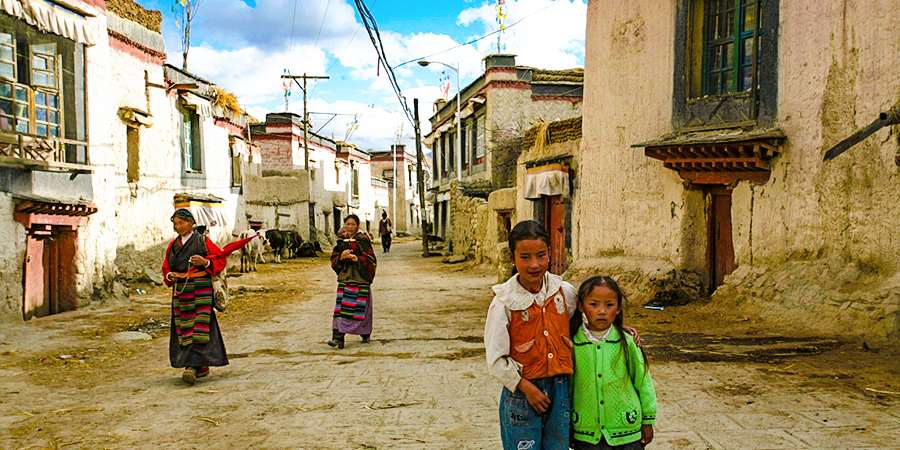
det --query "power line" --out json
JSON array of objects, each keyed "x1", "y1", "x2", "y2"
[
  {"x1": 352, "y1": 0, "x2": 415, "y2": 128},
  {"x1": 287, "y1": 0, "x2": 299, "y2": 56},
  {"x1": 314, "y1": 0, "x2": 333, "y2": 48},
  {"x1": 392, "y1": 0, "x2": 562, "y2": 70}
]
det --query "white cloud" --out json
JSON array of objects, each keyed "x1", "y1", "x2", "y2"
[
  {"x1": 163, "y1": 0, "x2": 586, "y2": 151},
  {"x1": 458, "y1": 0, "x2": 586, "y2": 69},
  {"x1": 179, "y1": 44, "x2": 329, "y2": 108}
]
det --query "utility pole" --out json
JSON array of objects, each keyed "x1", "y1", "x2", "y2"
[
  {"x1": 281, "y1": 73, "x2": 329, "y2": 170},
  {"x1": 414, "y1": 98, "x2": 430, "y2": 257}
]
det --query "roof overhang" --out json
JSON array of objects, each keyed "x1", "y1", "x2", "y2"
[{"x1": 634, "y1": 128, "x2": 785, "y2": 187}]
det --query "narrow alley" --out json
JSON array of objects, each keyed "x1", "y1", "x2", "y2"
[{"x1": 1, "y1": 240, "x2": 899, "y2": 449}]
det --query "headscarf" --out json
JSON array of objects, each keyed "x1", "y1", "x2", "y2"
[{"x1": 171, "y1": 208, "x2": 195, "y2": 222}]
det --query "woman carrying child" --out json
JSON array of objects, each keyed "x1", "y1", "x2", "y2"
[
  {"x1": 569, "y1": 276, "x2": 656, "y2": 449},
  {"x1": 328, "y1": 214, "x2": 377, "y2": 349}
]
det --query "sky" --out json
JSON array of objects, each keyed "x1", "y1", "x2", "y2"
[{"x1": 142, "y1": 0, "x2": 588, "y2": 151}]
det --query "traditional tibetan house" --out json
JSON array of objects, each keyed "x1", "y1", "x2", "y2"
[{"x1": 575, "y1": 0, "x2": 900, "y2": 337}]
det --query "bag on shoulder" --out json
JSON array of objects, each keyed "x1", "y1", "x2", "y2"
[
  {"x1": 211, "y1": 269, "x2": 228, "y2": 312},
  {"x1": 201, "y1": 238, "x2": 229, "y2": 312}
]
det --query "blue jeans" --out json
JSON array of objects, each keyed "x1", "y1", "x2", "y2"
[{"x1": 499, "y1": 375, "x2": 570, "y2": 450}]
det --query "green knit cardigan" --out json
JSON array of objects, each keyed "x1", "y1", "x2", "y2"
[{"x1": 571, "y1": 325, "x2": 657, "y2": 446}]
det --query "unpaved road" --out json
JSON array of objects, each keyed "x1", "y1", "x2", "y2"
[{"x1": 1, "y1": 239, "x2": 899, "y2": 449}]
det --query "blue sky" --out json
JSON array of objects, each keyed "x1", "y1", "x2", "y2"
[{"x1": 139, "y1": 0, "x2": 588, "y2": 150}]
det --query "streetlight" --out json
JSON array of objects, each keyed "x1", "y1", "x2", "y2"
[{"x1": 417, "y1": 59, "x2": 461, "y2": 182}]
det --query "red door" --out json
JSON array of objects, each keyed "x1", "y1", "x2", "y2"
[
  {"x1": 23, "y1": 236, "x2": 48, "y2": 320},
  {"x1": 545, "y1": 195, "x2": 567, "y2": 275},
  {"x1": 22, "y1": 228, "x2": 78, "y2": 320},
  {"x1": 706, "y1": 188, "x2": 736, "y2": 294}
]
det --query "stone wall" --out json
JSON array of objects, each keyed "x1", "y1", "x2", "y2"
[
  {"x1": 579, "y1": 0, "x2": 900, "y2": 336},
  {"x1": 0, "y1": 194, "x2": 25, "y2": 319},
  {"x1": 449, "y1": 181, "x2": 490, "y2": 263},
  {"x1": 714, "y1": 261, "x2": 900, "y2": 339}
]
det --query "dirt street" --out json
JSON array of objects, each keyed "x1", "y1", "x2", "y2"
[{"x1": 1, "y1": 239, "x2": 899, "y2": 449}]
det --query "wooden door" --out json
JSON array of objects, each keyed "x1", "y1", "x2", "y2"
[
  {"x1": 545, "y1": 195, "x2": 567, "y2": 275},
  {"x1": 23, "y1": 236, "x2": 47, "y2": 320},
  {"x1": 706, "y1": 188, "x2": 736, "y2": 294}
]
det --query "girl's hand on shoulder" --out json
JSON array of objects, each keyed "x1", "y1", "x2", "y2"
[
  {"x1": 517, "y1": 379, "x2": 550, "y2": 414},
  {"x1": 640, "y1": 424, "x2": 653, "y2": 445},
  {"x1": 623, "y1": 325, "x2": 641, "y2": 347}
]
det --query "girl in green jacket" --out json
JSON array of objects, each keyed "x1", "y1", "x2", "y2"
[{"x1": 569, "y1": 276, "x2": 656, "y2": 449}]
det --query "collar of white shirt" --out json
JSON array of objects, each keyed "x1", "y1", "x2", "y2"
[
  {"x1": 491, "y1": 272, "x2": 563, "y2": 311},
  {"x1": 581, "y1": 322, "x2": 612, "y2": 343}
]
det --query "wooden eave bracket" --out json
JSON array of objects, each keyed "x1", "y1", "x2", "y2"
[{"x1": 643, "y1": 139, "x2": 782, "y2": 187}]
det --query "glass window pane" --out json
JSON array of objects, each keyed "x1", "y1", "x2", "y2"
[
  {"x1": 0, "y1": 33, "x2": 12, "y2": 45},
  {"x1": 48, "y1": 110, "x2": 58, "y2": 124},
  {"x1": 711, "y1": 45, "x2": 722, "y2": 70},
  {"x1": 49, "y1": 126, "x2": 58, "y2": 137},
  {"x1": 708, "y1": 72, "x2": 720, "y2": 95},
  {"x1": 0, "y1": 62, "x2": 12, "y2": 79},
  {"x1": 36, "y1": 124, "x2": 47, "y2": 136},
  {"x1": 743, "y1": 3, "x2": 757, "y2": 32},
  {"x1": 0, "y1": 99, "x2": 11, "y2": 115},
  {"x1": 15, "y1": 103, "x2": 27, "y2": 118},
  {"x1": 726, "y1": 14, "x2": 735, "y2": 38},
  {"x1": 742, "y1": 66, "x2": 752, "y2": 91},
  {"x1": 32, "y1": 55, "x2": 47, "y2": 70},
  {"x1": 724, "y1": 42, "x2": 734, "y2": 68},
  {"x1": 36, "y1": 108, "x2": 47, "y2": 121},
  {"x1": 15, "y1": 120, "x2": 27, "y2": 133},
  {"x1": 0, "y1": 47, "x2": 12, "y2": 62},
  {"x1": 32, "y1": 43, "x2": 54, "y2": 55},
  {"x1": 35, "y1": 91, "x2": 46, "y2": 106},
  {"x1": 0, "y1": 82, "x2": 10, "y2": 98},
  {"x1": 33, "y1": 72, "x2": 54, "y2": 88},
  {"x1": 48, "y1": 94, "x2": 57, "y2": 108},
  {"x1": 14, "y1": 85, "x2": 27, "y2": 101},
  {"x1": 0, "y1": 116, "x2": 11, "y2": 131},
  {"x1": 722, "y1": 69, "x2": 734, "y2": 93},
  {"x1": 742, "y1": 38, "x2": 753, "y2": 65}
]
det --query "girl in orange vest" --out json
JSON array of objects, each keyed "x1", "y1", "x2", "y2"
[{"x1": 484, "y1": 220, "x2": 577, "y2": 450}]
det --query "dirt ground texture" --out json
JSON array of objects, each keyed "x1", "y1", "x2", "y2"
[{"x1": 1, "y1": 239, "x2": 899, "y2": 449}]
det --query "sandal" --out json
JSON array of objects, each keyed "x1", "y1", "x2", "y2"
[{"x1": 182, "y1": 368, "x2": 196, "y2": 385}]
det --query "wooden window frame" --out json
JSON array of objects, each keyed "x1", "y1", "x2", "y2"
[
  {"x1": 181, "y1": 106, "x2": 202, "y2": 172},
  {"x1": 702, "y1": 0, "x2": 759, "y2": 96}
]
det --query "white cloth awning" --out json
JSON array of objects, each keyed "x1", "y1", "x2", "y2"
[
  {"x1": 174, "y1": 194, "x2": 228, "y2": 228},
  {"x1": 1, "y1": 0, "x2": 97, "y2": 45},
  {"x1": 179, "y1": 92, "x2": 213, "y2": 117},
  {"x1": 524, "y1": 162, "x2": 570, "y2": 199}
]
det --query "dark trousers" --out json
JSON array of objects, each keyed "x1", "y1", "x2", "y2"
[
  {"x1": 332, "y1": 330, "x2": 369, "y2": 341},
  {"x1": 381, "y1": 233, "x2": 391, "y2": 252}
]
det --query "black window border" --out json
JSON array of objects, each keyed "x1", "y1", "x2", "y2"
[{"x1": 673, "y1": 0, "x2": 779, "y2": 130}]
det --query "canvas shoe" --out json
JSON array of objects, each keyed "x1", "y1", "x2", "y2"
[{"x1": 182, "y1": 368, "x2": 196, "y2": 385}]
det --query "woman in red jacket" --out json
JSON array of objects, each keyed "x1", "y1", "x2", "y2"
[{"x1": 162, "y1": 209, "x2": 229, "y2": 385}]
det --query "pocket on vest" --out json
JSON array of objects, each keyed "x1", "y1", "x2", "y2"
[{"x1": 514, "y1": 339, "x2": 535, "y2": 353}]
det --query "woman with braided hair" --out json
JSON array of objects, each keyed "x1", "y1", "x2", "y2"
[{"x1": 162, "y1": 208, "x2": 229, "y2": 385}]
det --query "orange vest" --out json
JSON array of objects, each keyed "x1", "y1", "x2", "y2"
[{"x1": 508, "y1": 287, "x2": 573, "y2": 380}]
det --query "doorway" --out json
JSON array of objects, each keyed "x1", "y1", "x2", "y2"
[
  {"x1": 544, "y1": 195, "x2": 567, "y2": 275},
  {"x1": 705, "y1": 187, "x2": 736, "y2": 294},
  {"x1": 23, "y1": 228, "x2": 78, "y2": 320}
]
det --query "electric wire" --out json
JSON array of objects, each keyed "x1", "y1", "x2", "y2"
[
  {"x1": 392, "y1": 0, "x2": 562, "y2": 70},
  {"x1": 353, "y1": 0, "x2": 416, "y2": 128},
  {"x1": 314, "y1": 0, "x2": 333, "y2": 48}
]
